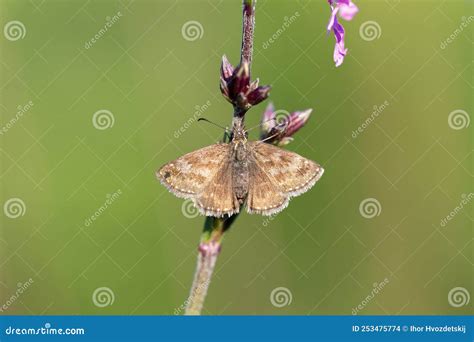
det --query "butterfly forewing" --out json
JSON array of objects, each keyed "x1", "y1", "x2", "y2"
[{"x1": 157, "y1": 143, "x2": 229, "y2": 198}]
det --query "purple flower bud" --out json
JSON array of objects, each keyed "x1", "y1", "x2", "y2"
[
  {"x1": 219, "y1": 56, "x2": 270, "y2": 111},
  {"x1": 260, "y1": 103, "x2": 312, "y2": 145},
  {"x1": 261, "y1": 102, "x2": 276, "y2": 132},
  {"x1": 220, "y1": 55, "x2": 234, "y2": 80},
  {"x1": 284, "y1": 108, "x2": 312, "y2": 137},
  {"x1": 229, "y1": 62, "x2": 250, "y2": 100},
  {"x1": 247, "y1": 84, "x2": 271, "y2": 106}
]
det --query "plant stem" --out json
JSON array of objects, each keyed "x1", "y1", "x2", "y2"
[
  {"x1": 240, "y1": 0, "x2": 256, "y2": 67},
  {"x1": 184, "y1": 216, "x2": 238, "y2": 315},
  {"x1": 184, "y1": 219, "x2": 224, "y2": 315},
  {"x1": 184, "y1": 0, "x2": 257, "y2": 316}
]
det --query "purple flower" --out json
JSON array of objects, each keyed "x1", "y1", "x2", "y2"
[
  {"x1": 260, "y1": 102, "x2": 312, "y2": 146},
  {"x1": 220, "y1": 55, "x2": 271, "y2": 112},
  {"x1": 327, "y1": 0, "x2": 358, "y2": 67}
]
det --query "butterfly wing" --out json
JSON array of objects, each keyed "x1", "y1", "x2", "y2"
[
  {"x1": 157, "y1": 143, "x2": 239, "y2": 217},
  {"x1": 196, "y1": 154, "x2": 240, "y2": 217},
  {"x1": 247, "y1": 141, "x2": 324, "y2": 215},
  {"x1": 247, "y1": 159, "x2": 289, "y2": 215}
]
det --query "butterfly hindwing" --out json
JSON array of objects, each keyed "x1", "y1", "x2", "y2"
[
  {"x1": 246, "y1": 157, "x2": 289, "y2": 215},
  {"x1": 247, "y1": 142, "x2": 324, "y2": 215}
]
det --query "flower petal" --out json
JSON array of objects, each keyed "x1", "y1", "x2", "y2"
[
  {"x1": 339, "y1": 1, "x2": 358, "y2": 21},
  {"x1": 220, "y1": 55, "x2": 234, "y2": 80},
  {"x1": 247, "y1": 85, "x2": 271, "y2": 106},
  {"x1": 327, "y1": 6, "x2": 339, "y2": 32},
  {"x1": 285, "y1": 109, "x2": 312, "y2": 137}
]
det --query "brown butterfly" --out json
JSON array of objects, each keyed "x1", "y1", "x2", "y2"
[{"x1": 156, "y1": 117, "x2": 324, "y2": 217}]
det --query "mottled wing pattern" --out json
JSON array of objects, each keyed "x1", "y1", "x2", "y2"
[
  {"x1": 196, "y1": 155, "x2": 240, "y2": 217},
  {"x1": 247, "y1": 141, "x2": 324, "y2": 215},
  {"x1": 157, "y1": 144, "x2": 237, "y2": 215},
  {"x1": 247, "y1": 160, "x2": 289, "y2": 215}
]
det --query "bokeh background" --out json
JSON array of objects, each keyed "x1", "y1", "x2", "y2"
[{"x1": 0, "y1": 0, "x2": 472, "y2": 315}]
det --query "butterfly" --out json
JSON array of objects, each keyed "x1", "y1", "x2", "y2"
[{"x1": 156, "y1": 117, "x2": 324, "y2": 217}]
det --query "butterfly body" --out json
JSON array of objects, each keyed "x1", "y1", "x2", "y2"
[{"x1": 157, "y1": 117, "x2": 324, "y2": 217}]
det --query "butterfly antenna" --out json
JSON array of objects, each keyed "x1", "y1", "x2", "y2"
[
  {"x1": 198, "y1": 118, "x2": 231, "y2": 141},
  {"x1": 259, "y1": 130, "x2": 283, "y2": 143},
  {"x1": 246, "y1": 117, "x2": 279, "y2": 133},
  {"x1": 198, "y1": 118, "x2": 228, "y2": 131}
]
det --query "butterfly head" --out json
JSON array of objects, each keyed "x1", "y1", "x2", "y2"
[{"x1": 230, "y1": 116, "x2": 248, "y2": 143}]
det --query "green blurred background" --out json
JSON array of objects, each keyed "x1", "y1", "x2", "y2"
[{"x1": 0, "y1": 0, "x2": 472, "y2": 315}]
